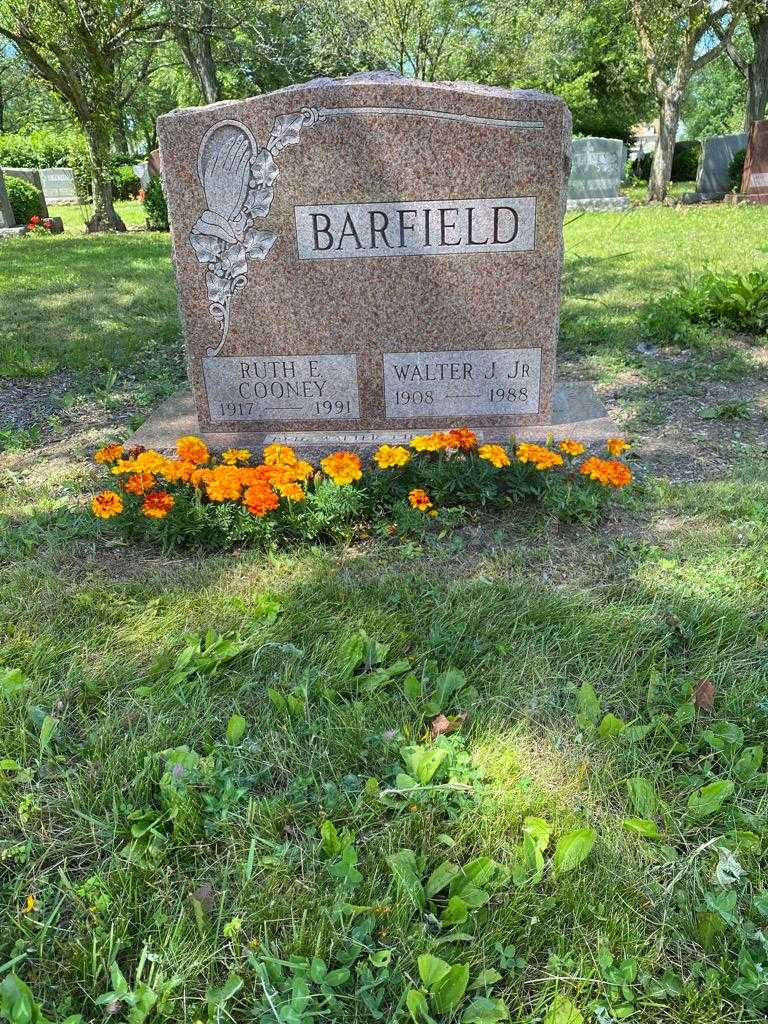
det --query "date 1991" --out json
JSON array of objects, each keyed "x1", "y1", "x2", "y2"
[{"x1": 214, "y1": 399, "x2": 353, "y2": 419}]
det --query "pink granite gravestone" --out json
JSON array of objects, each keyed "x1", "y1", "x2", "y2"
[
  {"x1": 742, "y1": 119, "x2": 768, "y2": 205},
  {"x1": 157, "y1": 72, "x2": 572, "y2": 444}
]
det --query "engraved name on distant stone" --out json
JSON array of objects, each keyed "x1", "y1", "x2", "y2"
[{"x1": 295, "y1": 197, "x2": 536, "y2": 260}]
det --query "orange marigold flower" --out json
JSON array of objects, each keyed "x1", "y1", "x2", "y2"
[
  {"x1": 263, "y1": 442, "x2": 297, "y2": 466},
  {"x1": 321, "y1": 450, "x2": 362, "y2": 485},
  {"x1": 243, "y1": 482, "x2": 280, "y2": 516},
  {"x1": 124, "y1": 472, "x2": 156, "y2": 495},
  {"x1": 408, "y1": 488, "x2": 434, "y2": 512},
  {"x1": 91, "y1": 490, "x2": 124, "y2": 519},
  {"x1": 579, "y1": 456, "x2": 631, "y2": 487},
  {"x1": 478, "y1": 443, "x2": 511, "y2": 468},
  {"x1": 160, "y1": 459, "x2": 196, "y2": 484},
  {"x1": 176, "y1": 435, "x2": 209, "y2": 465},
  {"x1": 558, "y1": 439, "x2": 586, "y2": 457},
  {"x1": 607, "y1": 437, "x2": 630, "y2": 457},
  {"x1": 205, "y1": 466, "x2": 244, "y2": 502},
  {"x1": 446, "y1": 427, "x2": 477, "y2": 450},
  {"x1": 222, "y1": 447, "x2": 251, "y2": 465},
  {"x1": 133, "y1": 449, "x2": 169, "y2": 475},
  {"x1": 95, "y1": 443, "x2": 124, "y2": 464},
  {"x1": 373, "y1": 444, "x2": 411, "y2": 469},
  {"x1": 141, "y1": 490, "x2": 175, "y2": 518},
  {"x1": 190, "y1": 467, "x2": 213, "y2": 488},
  {"x1": 276, "y1": 481, "x2": 306, "y2": 501},
  {"x1": 515, "y1": 442, "x2": 564, "y2": 470}
]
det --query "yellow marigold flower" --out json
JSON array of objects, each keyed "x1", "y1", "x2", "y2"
[
  {"x1": 91, "y1": 491, "x2": 123, "y2": 519},
  {"x1": 408, "y1": 488, "x2": 434, "y2": 512},
  {"x1": 292, "y1": 459, "x2": 313, "y2": 480},
  {"x1": 111, "y1": 459, "x2": 137, "y2": 475},
  {"x1": 263, "y1": 442, "x2": 297, "y2": 466},
  {"x1": 478, "y1": 443, "x2": 511, "y2": 468},
  {"x1": 22, "y1": 894, "x2": 37, "y2": 914},
  {"x1": 123, "y1": 472, "x2": 155, "y2": 495},
  {"x1": 276, "y1": 481, "x2": 306, "y2": 501},
  {"x1": 133, "y1": 449, "x2": 169, "y2": 475},
  {"x1": 176, "y1": 435, "x2": 209, "y2": 465},
  {"x1": 205, "y1": 466, "x2": 244, "y2": 502},
  {"x1": 373, "y1": 444, "x2": 411, "y2": 469},
  {"x1": 321, "y1": 450, "x2": 362, "y2": 485},
  {"x1": 515, "y1": 442, "x2": 564, "y2": 470},
  {"x1": 446, "y1": 427, "x2": 477, "y2": 450},
  {"x1": 243, "y1": 482, "x2": 280, "y2": 516},
  {"x1": 94, "y1": 443, "x2": 124, "y2": 464},
  {"x1": 410, "y1": 432, "x2": 451, "y2": 452},
  {"x1": 558, "y1": 439, "x2": 586, "y2": 457},
  {"x1": 607, "y1": 437, "x2": 630, "y2": 457},
  {"x1": 222, "y1": 447, "x2": 251, "y2": 465},
  {"x1": 141, "y1": 490, "x2": 175, "y2": 518}
]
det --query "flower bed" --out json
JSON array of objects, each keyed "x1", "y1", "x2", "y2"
[{"x1": 90, "y1": 429, "x2": 633, "y2": 549}]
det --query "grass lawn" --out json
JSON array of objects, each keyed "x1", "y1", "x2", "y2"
[{"x1": 1, "y1": 203, "x2": 768, "y2": 1023}]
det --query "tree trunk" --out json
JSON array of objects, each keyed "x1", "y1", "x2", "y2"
[
  {"x1": 746, "y1": 15, "x2": 768, "y2": 132},
  {"x1": 648, "y1": 87, "x2": 682, "y2": 202},
  {"x1": 84, "y1": 119, "x2": 126, "y2": 233}
]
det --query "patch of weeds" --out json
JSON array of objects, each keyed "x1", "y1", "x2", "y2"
[{"x1": 0, "y1": 424, "x2": 41, "y2": 451}]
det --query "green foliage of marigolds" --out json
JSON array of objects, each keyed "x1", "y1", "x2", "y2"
[
  {"x1": 143, "y1": 174, "x2": 169, "y2": 230},
  {"x1": 5, "y1": 175, "x2": 45, "y2": 225}
]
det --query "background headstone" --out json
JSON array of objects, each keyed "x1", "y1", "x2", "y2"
[
  {"x1": 0, "y1": 168, "x2": 26, "y2": 237},
  {"x1": 742, "y1": 119, "x2": 768, "y2": 204},
  {"x1": 696, "y1": 132, "x2": 747, "y2": 198},
  {"x1": 567, "y1": 137, "x2": 629, "y2": 211},
  {"x1": 133, "y1": 161, "x2": 150, "y2": 187},
  {"x1": 158, "y1": 72, "x2": 571, "y2": 439},
  {"x1": 39, "y1": 167, "x2": 78, "y2": 202},
  {"x1": 1, "y1": 168, "x2": 49, "y2": 216}
]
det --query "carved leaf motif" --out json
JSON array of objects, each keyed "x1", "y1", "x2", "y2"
[
  {"x1": 251, "y1": 149, "x2": 278, "y2": 188},
  {"x1": 206, "y1": 270, "x2": 231, "y2": 309},
  {"x1": 243, "y1": 229, "x2": 277, "y2": 261},
  {"x1": 219, "y1": 242, "x2": 248, "y2": 278},
  {"x1": 267, "y1": 111, "x2": 309, "y2": 154},
  {"x1": 243, "y1": 187, "x2": 275, "y2": 220},
  {"x1": 190, "y1": 231, "x2": 223, "y2": 266}
]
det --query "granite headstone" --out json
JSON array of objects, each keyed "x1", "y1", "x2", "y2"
[
  {"x1": 0, "y1": 169, "x2": 25, "y2": 237},
  {"x1": 696, "y1": 132, "x2": 747, "y2": 198},
  {"x1": 742, "y1": 119, "x2": 768, "y2": 204},
  {"x1": 157, "y1": 73, "x2": 571, "y2": 440},
  {"x1": 567, "y1": 137, "x2": 629, "y2": 211},
  {"x1": 39, "y1": 167, "x2": 78, "y2": 202}
]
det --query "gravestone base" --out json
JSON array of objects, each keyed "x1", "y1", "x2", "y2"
[
  {"x1": 724, "y1": 192, "x2": 768, "y2": 206},
  {"x1": 681, "y1": 191, "x2": 726, "y2": 204},
  {"x1": 566, "y1": 197, "x2": 630, "y2": 212},
  {"x1": 0, "y1": 225, "x2": 26, "y2": 238},
  {"x1": 130, "y1": 381, "x2": 619, "y2": 458}
]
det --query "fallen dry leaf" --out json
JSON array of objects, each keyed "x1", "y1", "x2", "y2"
[
  {"x1": 693, "y1": 678, "x2": 715, "y2": 711},
  {"x1": 430, "y1": 711, "x2": 468, "y2": 738}
]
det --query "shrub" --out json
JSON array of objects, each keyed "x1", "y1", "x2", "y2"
[
  {"x1": 676, "y1": 270, "x2": 768, "y2": 334},
  {"x1": 729, "y1": 148, "x2": 746, "y2": 192},
  {"x1": 5, "y1": 175, "x2": 45, "y2": 225},
  {"x1": 634, "y1": 152, "x2": 652, "y2": 181},
  {"x1": 672, "y1": 140, "x2": 701, "y2": 182},
  {"x1": 143, "y1": 174, "x2": 169, "y2": 230},
  {"x1": 112, "y1": 163, "x2": 141, "y2": 200},
  {"x1": 89, "y1": 432, "x2": 634, "y2": 551},
  {"x1": 67, "y1": 135, "x2": 92, "y2": 201},
  {"x1": 0, "y1": 129, "x2": 78, "y2": 168}
]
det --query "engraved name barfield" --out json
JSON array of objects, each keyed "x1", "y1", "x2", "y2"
[
  {"x1": 203, "y1": 354, "x2": 360, "y2": 423},
  {"x1": 295, "y1": 197, "x2": 536, "y2": 260}
]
